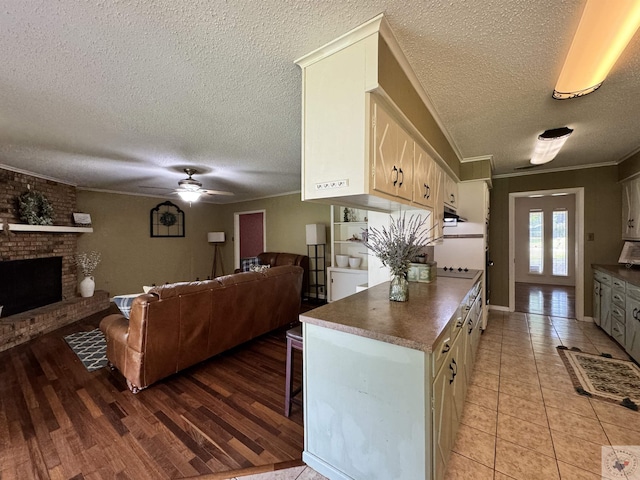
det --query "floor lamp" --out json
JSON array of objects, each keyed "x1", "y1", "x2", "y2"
[{"x1": 208, "y1": 232, "x2": 225, "y2": 278}]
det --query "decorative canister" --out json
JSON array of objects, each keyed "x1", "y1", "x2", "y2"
[
  {"x1": 407, "y1": 263, "x2": 421, "y2": 282},
  {"x1": 418, "y1": 261, "x2": 437, "y2": 283}
]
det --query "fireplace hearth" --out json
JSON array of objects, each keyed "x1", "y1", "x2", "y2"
[{"x1": 0, "y1": 256, "x2": 62, "y2": 317}]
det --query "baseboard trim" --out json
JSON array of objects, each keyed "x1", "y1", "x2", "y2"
[
  {"x1": 489, "y1": 305, "x2": 510, "y2": 312},
  {"x1": 302, "y1": 452, "x2": 352, "y2": 480}
]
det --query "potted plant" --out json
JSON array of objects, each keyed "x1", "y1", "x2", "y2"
[
  {"x1": 75, "y1": 251, "x2": 101, "y2": 297},
  {"x1": 363, "y1": 213, "x2": 438, "y2": 302}
]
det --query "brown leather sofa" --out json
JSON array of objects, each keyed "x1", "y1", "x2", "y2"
[
  {"x1": 235, "y1": 252, "x2": 309, "y2": 296},
  {"x1": 100, "y1": 265, "x2": 303, "y2": 393}
]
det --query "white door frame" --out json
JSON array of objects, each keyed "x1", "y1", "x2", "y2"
[
  {"x1": 508, "y1": 187, "x2": 585, "y2": 320},
  {"x1": 234, "y1": 209, "x2": 267, "y2": 270}
]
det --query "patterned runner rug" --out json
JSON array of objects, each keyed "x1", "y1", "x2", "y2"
[
  {"x1": 557, "y1": 346, "x2": 640, "y2": 410},
  {"x1": 64, "y1": 329, "x2": 108, "y2": 372}
]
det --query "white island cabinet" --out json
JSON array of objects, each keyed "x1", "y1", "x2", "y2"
[{"x1": 300, "y1": 276, "x2": 483, "y2": 480}]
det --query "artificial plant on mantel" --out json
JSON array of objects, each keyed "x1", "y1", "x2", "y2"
[{"x1": 363, "y1": 213, "x2": 438, "y2": 302}]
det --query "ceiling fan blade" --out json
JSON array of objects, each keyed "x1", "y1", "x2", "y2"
[
  {"x1": 202, "y1": 189, "x2": 234, "y2": 196},
  {"x1": 138, "y1": 185, "x2": 174, "y2": 191}
]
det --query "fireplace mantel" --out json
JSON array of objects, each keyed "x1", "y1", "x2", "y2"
[{"x1": 0, "y1": 223, "x2": 93, "y2": 233}]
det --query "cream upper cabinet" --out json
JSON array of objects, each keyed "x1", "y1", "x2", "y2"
[
  {"x1": 296, "y1": 23, "x2": 457, "y2": 213},
  {"x1": 444, "y1": 174, "x2": 459, "y2": 210},
  {"x1": 413, "y1": 142, "x2": 437, "y2": 209},
  {"x1": 622, "y1": 177, "x2": 640, "y2": 239},
  {"x1": 432, "y1": 165, "x2": 445, "y2": 240},
  {"x1": 371, "y1": 100, "x2": 413, "y2": 201}
]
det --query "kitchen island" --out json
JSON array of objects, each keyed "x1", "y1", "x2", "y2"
[{"x1": 299, "y1": 275, "x2": 483, "y2": 480}]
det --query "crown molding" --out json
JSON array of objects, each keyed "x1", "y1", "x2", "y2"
[{"x1": 492, "y1": 161, "x2": 618, "y2": 179}]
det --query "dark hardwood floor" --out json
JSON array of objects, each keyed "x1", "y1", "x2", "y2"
[
  {"x1": 0, "y1": 305, "x2": 304, "y2": 479},
  {"x1": 515, "y1": 282, "x2": 576, "y2": 318}
]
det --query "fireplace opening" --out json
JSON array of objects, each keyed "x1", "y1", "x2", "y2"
[{"x1": 0, "y1": 257, "x2": 63, "y2": 317}]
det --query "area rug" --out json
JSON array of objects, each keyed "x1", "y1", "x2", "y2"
[
  {"x1": 557, "y1": 346, "x2": 640, "y2": 410},
  {"x1": 64, "y1": 329, "x2": 108, "y2": 372}
]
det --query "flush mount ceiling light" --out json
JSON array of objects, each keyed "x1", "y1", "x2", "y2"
[
  {"x1": 553, "y1": 0, "x2": 640, "y2": 99},
  {"x1": 530, "y1": 127, "x2": 574, "y2": 165}
]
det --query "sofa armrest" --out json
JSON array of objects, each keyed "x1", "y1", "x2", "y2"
[{"x1": 100, "y1": 314, "x2": 130, "y2": 346}]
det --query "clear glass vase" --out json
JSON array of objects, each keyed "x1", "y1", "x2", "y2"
[{"x1": 389, "y1": 273, "x2": 409, "y2": 302}]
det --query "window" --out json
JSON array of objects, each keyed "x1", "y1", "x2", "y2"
[
  {"x1": 529, "y1": 210, "x2": 543, "y2": 274},
  {"x1": 552, "y1": 209, "x2": 568, "y2": 276}
]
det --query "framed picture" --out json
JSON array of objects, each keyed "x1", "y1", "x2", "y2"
[
  {"x1": 73, "y1": 212, "x2": 92, "y2": 227},
  {"x1": 150, "y1": 201, "x2": 185, "y2": 237}
]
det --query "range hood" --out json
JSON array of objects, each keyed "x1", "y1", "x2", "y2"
[{"x1": 444, "y1": 205, "x2": 467, "y2": 225}]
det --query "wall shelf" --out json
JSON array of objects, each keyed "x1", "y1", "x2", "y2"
[{"x1": 0, "y1": 223, "x2": 93, "y2": 233}]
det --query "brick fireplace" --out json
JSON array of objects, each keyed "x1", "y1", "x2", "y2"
[{"x1": 0, "y1": 168, "x2": 109, "y2": 351}]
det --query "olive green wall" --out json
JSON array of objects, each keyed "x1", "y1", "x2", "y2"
[
  {"x1": 378, "y1": 38, "x2": 460, "y2": 178},
  {"x1": 489, "y1": 166, "x2": 622, "y2": 317},
  {"x1": 77, "y1": 191, "x2": 331, "y2": 296},
  {"x1": 216, "y1": 193, "x2": 331, "y2": 272},
  {"x1": 76, "y1": 191, "x2": 225, "y2": 295}
]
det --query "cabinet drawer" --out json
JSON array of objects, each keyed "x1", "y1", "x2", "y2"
[
  {"x1": 433, "y1": 325, "x2": 452, "y2": 377},
  {"x1": 594, "y1": 270, "x2": 611, "y2": 285},
  {"x1": 612, "y1": 319, "x2": 625, "y2": 346},
  {"x1": 628, "y1": 284, "x2": 640, "y2": 302},
  {"x1": 612, "y1": 291, "x2": 626, "y2": 308},
  {"x1": 612, "y1": 277, "x2": 626, "y2": 292},
  {"x1": 612, "y1": 305, "x2": 625, "y2": 324}
]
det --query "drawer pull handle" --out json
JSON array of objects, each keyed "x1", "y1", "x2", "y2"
[
  {"x1": 442, "y1": 343, "x2": 451, "y2": 354},
  {"x1": 449, "y1": 359, "x2": 457, "y2": 384}
]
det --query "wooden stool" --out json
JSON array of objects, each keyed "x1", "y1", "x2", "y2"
[{"x1": 285, "y1": 324, "x2": 303, "y2": 417}]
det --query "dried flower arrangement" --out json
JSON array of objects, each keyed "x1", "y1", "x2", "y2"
[
  {"x1": 363, "y1": 213, "x2": 437, "y2": 277},
  {"x1": 75, "y1": 251, "x2": 101, "y2": 277}
]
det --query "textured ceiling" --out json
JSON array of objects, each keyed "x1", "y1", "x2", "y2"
[{"x1": 1, "y1": 0, "x2": 639, "y2": 203}]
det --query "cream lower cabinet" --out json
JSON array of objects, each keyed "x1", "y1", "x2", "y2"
[
  {"x1": 303, "y1": 280, "x2": 482, "y2": 480},
  {"x1": 327, "y1": 267, "x2": 368, "y2": 302},
  {"x1": 593, "y1": 267, "x2": 640, "y2": 363}
]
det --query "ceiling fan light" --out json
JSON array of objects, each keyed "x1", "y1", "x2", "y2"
[
  {"x1": 553, "y1": 0, "x2": 640, "y2": 99},
  {"x1": 530, "y1": 127, "x2": 573, "y2": 165},
  {"x1": 178, "y1": 190, "x2": 201, "y2": 202}
]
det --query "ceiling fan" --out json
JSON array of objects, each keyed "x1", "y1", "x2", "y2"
[
  {"x1": 142, "y1": 168, "x2": 234, "y2": 202},
  {"x1": 174, "y1": 168, "x2": 234, "y2": 202}
]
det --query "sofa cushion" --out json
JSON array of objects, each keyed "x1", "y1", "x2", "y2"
[
  {"x1": 240, "y1": 256, "x2": 261, "y2": 272},
  {"x1": 112, "y1": 294, "x2": 141, "y2": 319}
]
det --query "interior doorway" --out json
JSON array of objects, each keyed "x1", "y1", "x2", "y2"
[
  {"x1": 234, "y1": 210, "x2": 266, "y2": 270},
  {"x1": 509, "y1": 188, "x2": 584, "y2": 320}
]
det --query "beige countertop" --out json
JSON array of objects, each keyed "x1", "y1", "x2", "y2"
[
  {"x1": 300, "y1": 273, "x2": 481, "y2": 353},
  {"x1": 593, "y1": 264, "x2": 640, "y2": 287}
]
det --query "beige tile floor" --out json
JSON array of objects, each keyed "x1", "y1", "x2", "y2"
[{"x1": 233, "y1": 310, "x2": 639, "y2": 480}]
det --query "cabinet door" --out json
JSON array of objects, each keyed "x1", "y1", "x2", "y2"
[
  {"x1": 600, "y1": 283, "x2": 612, "y2": 335},
  {"x1": 432, "y1": 165, "x2": 445, "y2": 241},
  {"x1": 432, "y1": 355, "x2": 454, "y2": 480},
  {"x1": 626, "y1": 298, "x2": 640, "y2": 362},
  {"x1": 372, "y1": 100, "x2": 414, "y2": 200},
  {"x1": 395, "y1": 124, "x2": 414, "y2": 201},
  {"x1": 372, "y1": 101, "x2": 399, "y2": 197},
  {"x1": 593, "y1": 279, "x2": 601, "y2": 326},
  {"x1": 450, "y1": 337, "x2": 465, "y2": 431},
  {"x1": 413, "y1": 143, "x2": 436, "y2": 209},
  {"x1": 622, "y1": 178, "x2": 640, "y2": 239},
  {"x1": 444, "y1": 174, "x2": 458, "y2": 209},
  {"x1": 328, "y1": 269, "x2": 368, "y2": 302}
]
